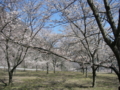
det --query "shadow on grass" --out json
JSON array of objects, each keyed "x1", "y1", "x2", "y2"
[
  {"x1": 64, "y1": 83, "x2": 92, "y2": 89},
  {"x1": 0, "y1": 84, "x2": 4, "y2": 90},
  {"x1": 96, "y1": 74, "x2": 119, "y2": 88}
]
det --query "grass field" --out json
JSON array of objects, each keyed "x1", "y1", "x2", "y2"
[{"x1": 0, "y1": 70, "x2": 119, "y2": 90}]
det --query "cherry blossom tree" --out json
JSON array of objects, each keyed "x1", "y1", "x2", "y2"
[
  {"x1": 0, "y1": 4, "x2": 29, "y2": 84},
  {"x1": 42, "y1": 0, "x2": 120, "y2": 88},
  {"x1": 0, "y1": 0, "x2": 52, "y2": 85},
  {"x1": 86, "y1": 0, "x2": 120, "y2": 89}
]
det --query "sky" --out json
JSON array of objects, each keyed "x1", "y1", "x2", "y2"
[{"x1": 46, "y1": 12, "x2": 65, "y2": 34}]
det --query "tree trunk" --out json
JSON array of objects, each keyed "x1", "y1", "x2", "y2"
[
  {"x1": 86, "y1": 67, "x2": 88, "y2": 78},
  {"x1": 92, "y1": 66, "x2": 96, "y2": 87},
  {"x1": 46, "y1": 63, "x2": 49, "y2": 74},
  {"x1": 54, "y1": 66, "x2": 55, "y2": 73},
  {"x1": 47, "y1": 67, "x2": 49, "y2": 74},
  {"x1": 24, "y1": 61, "x2": 26, "y2": 72},
  {"x1": 118, "y1": 75, "x2": 120, "y2": 90},
  {"x1": 82, "y1": 67, "x2": 84, "y2": 75},
  {"x1": 110, "y1": 47, "x2": 120, "y2": 90},
  {"x1": 8, "y1": 71, "x2": 13, "y2": 85},
  {"x1": 61, "y1": 64, "x2": 63, "y2": 71}
]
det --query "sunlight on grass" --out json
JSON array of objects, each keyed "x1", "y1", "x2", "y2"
[{"x1": 0, "y1": 70, "x2": 119, "y2": 90}]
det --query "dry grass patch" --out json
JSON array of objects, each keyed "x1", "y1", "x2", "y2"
[{"x1": 13, "y1": 76, "x2": 37, "y2": 83}]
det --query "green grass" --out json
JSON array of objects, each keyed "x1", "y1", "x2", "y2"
[{"x1": 0, "y1": 70, "x2": 119, "y2": 90}]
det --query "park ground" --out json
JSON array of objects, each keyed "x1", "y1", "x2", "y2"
[{"x1": 0, "y1": 69, "x2": 119, "y2": 90}]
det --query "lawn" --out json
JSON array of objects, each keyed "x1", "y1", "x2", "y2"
[{"x1": 0, "y1": 69, "x2": 119, "y2": 90}]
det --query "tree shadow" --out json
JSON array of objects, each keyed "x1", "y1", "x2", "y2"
[{"x1": 64, "y1": 83, "x2": 92, "y2": 89}]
